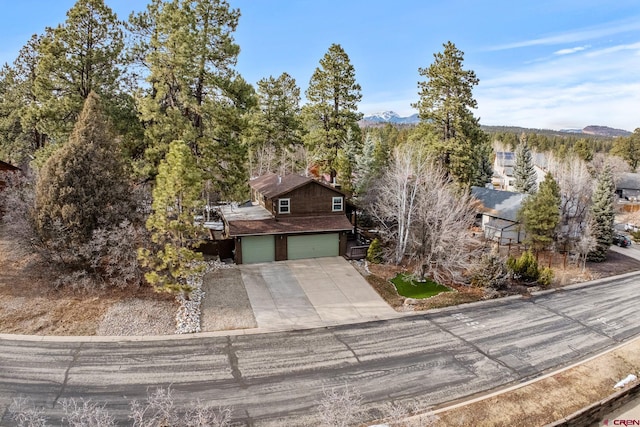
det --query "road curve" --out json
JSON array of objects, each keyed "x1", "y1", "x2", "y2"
[{"x1": 1, "y1": 273, "x2": 640, "y2": 425}]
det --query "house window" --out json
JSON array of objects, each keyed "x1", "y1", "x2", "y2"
[
  {"x1": 332, "y1": 196, "x2": 343, "y2": 212},
  {"x1": 278, "y1": 198, "x2": 290, "y2": 214}
]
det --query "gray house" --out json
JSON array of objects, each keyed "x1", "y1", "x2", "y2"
[
  {"x1": 616, "y1": 173, "x2": 640, "y2": 201},
  {"x1": 471, "y1": 186, "x2": 526, "y2": 244}
]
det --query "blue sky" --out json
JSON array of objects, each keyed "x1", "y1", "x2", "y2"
[{"x1": 1, "y1": 0, "x2": 639, "y2": 131}]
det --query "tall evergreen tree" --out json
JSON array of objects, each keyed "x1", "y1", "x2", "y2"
[
  {"x1": 513, "y1": 134, "x2": 537, "y2": 194},
  {"x1": 354, "y1": 129, "x2": 391, "y2": 197},
  {"x1": 587, "y1": 166, "x2": 615, "y2": 262},
  {"x1": 611, "y1": 128, "x2": 640, "y2": 172},
  {"x1": 32, "y1": 0, "x2": 125, "y2": 143},
  {"x1": 245, "y1": 72, "x2": 303, "y2": 176},
  {"x1": 139, "y1": 139, "x2": 204, "y2": 294},
  {"x1": 411, "y1": 41, "x2": 491, "y2": 187},
  {"x1": 303, "y1": 43, "x2": 362, "y2": 183},
  {"x1": 0, "y1": 35, "x2": 48, "y2": 166},
  {"x1": 518, "y1": 172, "x2": 561, "y2": 253},
  {"x1": 34, "y1": 92, "x2": 131, "y2": 253},
  {"x1": 129, "y1": 0, "x2": 254, "y2": 200}
]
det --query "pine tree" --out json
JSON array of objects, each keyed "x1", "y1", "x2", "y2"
[
  {"x1": 32, "y1": 0, "x2": 125, "y2": 142},
  {"x1": 129, "y1": 0, "x2": 254, "y2": 200},
  {"x1": 611, "y1": 128, "x2": 640, "y2": 172},
  {"x1": 518, "y1": 172, "x2": 561, "y2": 253},
  {"x1": 34, "y1": 92, "x2": 131, "y2": 253},
  {"x1": 513, "y1": 134, "x2": 537, "y2": 194},
  {"x1": 303, "y1": 43, "x2": 362, "y2": 183},
  {"x1": 0, "y1": 35, "x2": 48, "y2": 166},
  {"x1": 245, "y1": 72, "x2": 303, "y2": 176},
  {"x1": 587, "y1": 166, "x2": 615, "y2": 262},
  {"x1": 139, "y1": 140, "x2": 205, "y2": 294},
  {"x1": 411, "y1": 41, "x2": 491, "y2": 187}
]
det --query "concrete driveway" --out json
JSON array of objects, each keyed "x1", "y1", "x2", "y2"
[{"x1": 239, "y1": 257, "x2": 399, "y2": 329}]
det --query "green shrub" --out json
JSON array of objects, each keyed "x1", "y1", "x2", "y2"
[
  {"x1": 507, "y1": 250, "x2": 539, "y2": 282},
  {"x1": 507, "y1": 251, "x2": 554, "y2": 287},
  {"x1": 367, "y1": 238, "x2": 383, "y2": 264},
  {"x1": 538, "y1": 267, "x2": 554, "y2": 288}
]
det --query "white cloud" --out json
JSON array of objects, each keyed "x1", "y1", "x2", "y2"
[
  {"x1": 475, "y1": 41, "x2": 640, "y2": 130},
  {"x1": 585, "y1": 41, "x2": 640, "y2": 57},
  {"x1": 554, "y1": 45, "x2": 590, "y2": 55},
  {"x1": 487, "y1": 18, "x2": 640, "y2": 51}
]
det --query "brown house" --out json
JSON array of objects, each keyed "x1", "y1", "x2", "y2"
[{"x1": 219, "y1": 173, "x2": 353, "y2": 264}]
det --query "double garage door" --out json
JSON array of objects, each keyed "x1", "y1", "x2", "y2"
[{"x1": 241, "y1": 233, "x2": 339, "y2": 264}]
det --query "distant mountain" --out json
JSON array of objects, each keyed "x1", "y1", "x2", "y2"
[
  {"x1": 360, "y1": 113, "x2": 631, "y2": 137},
  {"x1": 360, "y1": 111, "x2": 419, "y2": 125},
  {"x1": 581, "y1": 125, "x2": 631, "y2": 137},
  {"x1": 485, "y1": 124, "x2": 629, "y2": 139}
]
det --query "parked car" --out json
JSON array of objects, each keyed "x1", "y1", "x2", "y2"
[
  {"x1": 624, "y1": 223, "x2": 639, "y2": 233},
  {"x1": 613, "y1": 233, "x2": 632, "y2": 247}
]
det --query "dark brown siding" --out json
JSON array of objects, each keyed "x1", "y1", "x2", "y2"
[
  {"x1": 339, "y1": 232, "x2": 347, "y2": 256},
  {"x1": 234, "y1": 238, "x2": 243, "y2": 264},
  {"x1": 273, "y1": 182, "x2": 344, "y2": 218},
  {"x1": 275, "y1": 235, "x2": 287, "y2": 261}
]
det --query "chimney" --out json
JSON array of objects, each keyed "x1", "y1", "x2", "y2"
[{"x1": 277, "y1": 176, "x2": 282, "y2": 185}]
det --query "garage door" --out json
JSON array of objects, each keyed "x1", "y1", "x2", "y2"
[
  {"x1": 241, "y1": 235, "x2": 275, "y2": 264},
  {"x1": 287, "y1": 234, "x2": 339, "y2": 260}
]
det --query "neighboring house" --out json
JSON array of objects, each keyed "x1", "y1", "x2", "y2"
[
  {"x1": 492, "y1": 152, "x2": 515, "y2": 190},
  {"x1": 219, "y1": 173, "x2": 353, "y2": 264},
  {"x1": 471, "y1": 186, "x2": 526, "y2": 244},
  {"x1": 492, "y1": 151, "x2": 547, "y2": 191},
  {"x1": 616, "y1": 172, "x2": 640, "y2": 201}
]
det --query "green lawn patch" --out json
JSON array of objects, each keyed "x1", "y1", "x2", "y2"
[{"x1": 390, "y1": 273, "x2": 452, "y2": 299}]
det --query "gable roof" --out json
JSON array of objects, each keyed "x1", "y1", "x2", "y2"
[
  {"x1": 471, "y1": 186, "x2": 526, "y2": 222},
  {"x1": 617, "y1": 172, "x2": 640, "y2": 190},
  {"x1": 250, "y1": 173, "x2": 345, "y2": 198},
  {"x1": 0, "y1": 160, "x2": 19, "y2": 172}
]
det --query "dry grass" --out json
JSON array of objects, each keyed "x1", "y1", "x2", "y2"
[
  {"x1": 0, "y1": 224, "x2": 174, "y2": 336},
  {"x1": 430, "y1": 338, "x2": 640, "y2": 427}
]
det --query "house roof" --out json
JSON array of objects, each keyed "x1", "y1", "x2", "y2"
[
  {"x1": 471, "y1": 186, "x2": 526, "y2": 223},
  {"x1": 227, "y1": 215, "x2": 353, "y2": 237},
  {"x1": 250, "y1": 173, "x2": 345, "y2": 198},
  {"x1": 218, "y1": 203, "x2": 273, "y2": 222},
  {"x1": 495, "y1": 152, "x2": 515, "y2": 167},
  {"x1": 0, "y1": 160, "x2": 19, "y2": 171},
  {"x1": 617, "y1": 172, "x2": 640, "y2": 190}
]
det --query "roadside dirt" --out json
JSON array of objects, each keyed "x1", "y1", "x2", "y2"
[
  {"x1": 426, "y1": 337, "x2": 640, "y2": 427},
  {"x1": 0, "y1": 225, "x2": 173, "y2": 335}
]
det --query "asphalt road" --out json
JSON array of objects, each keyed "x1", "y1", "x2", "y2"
[{"x1": 1, "y1": 273, "x2": 640, "y2": 426}]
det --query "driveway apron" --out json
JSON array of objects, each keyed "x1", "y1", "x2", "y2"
[{"x1": 240, "y1": 257, "x2": 398, "y2": 329}]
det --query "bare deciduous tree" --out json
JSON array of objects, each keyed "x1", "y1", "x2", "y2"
[
  {"x1": 130, "y1": 386, "x2": 233, "y2": 427},
  {"x1": 549, "y1": 155, "x2": 593, "y2": 252},
  {"x1": 367, "y1": 144, "x2": 479, "y2": 282},
  {"x1": 574, "y1": 221, "x2": 597, "y2": 271},
  {"x1": 590, "y1": 152, "x2": 630, "y2": 182},
  {"x1": 411, "y1": 166, "x2": 479, "y2": 283},
  {"x1": 317, "y1": 384, "x2": 363, "y2": 427},
  {"x1": 61, "y1": 398, "x2": 116, "y2": 427},
  {"x1": 367, "y1": 144, "x2": 428, "y2": 265},
  {"x1": 8, "y1": 397, "x2": 47, "y2": 427}
]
